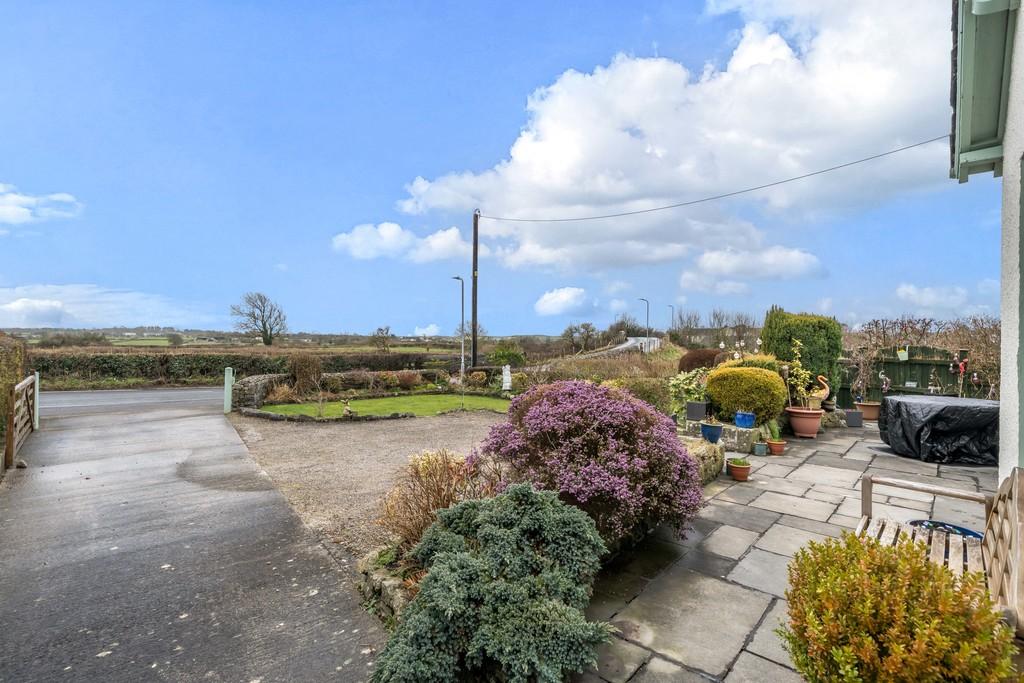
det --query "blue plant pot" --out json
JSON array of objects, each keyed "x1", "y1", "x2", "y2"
[
  {"x1": 734, "y1": 411, "x2": 755, "y2": 429},
  {"x1": 700, "y1": 422, "x2": 724, "y2": 444}
]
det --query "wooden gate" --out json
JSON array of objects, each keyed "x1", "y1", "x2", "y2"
[{"x1": 4, "y1": 374, "x2": 37, "y2": 470}]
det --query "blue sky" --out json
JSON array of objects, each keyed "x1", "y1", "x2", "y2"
[{"x1": 0, "y1": 1, "x2": 1002, "y2": 335}]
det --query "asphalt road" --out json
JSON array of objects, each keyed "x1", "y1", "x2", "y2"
[{"x1": 0, "y1": 388, "x2": 385, "y2": 682}]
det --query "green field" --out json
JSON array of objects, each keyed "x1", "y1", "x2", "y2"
[
  {"x1": 263, "y1": 393, "x2": 509, "y2": 417},
  {"x1": 111, "y1": 337, "x2": 172, "y2": 347}
]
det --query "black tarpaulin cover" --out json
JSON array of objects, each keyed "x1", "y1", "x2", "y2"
[{"x1": 879, "y1": 395, "x2": 999, "y2": 466}]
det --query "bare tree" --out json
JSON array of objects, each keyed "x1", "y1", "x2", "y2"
[
  {"x1": 561, "y1": 323, "x2": 580, "y2": 354},
  {"x1": 454, "y1": 321, "x2": 487, "y2": 338},
  {"x1": 578, "y1": 322, "x2": 598, "y2": 351},
  {"x1": 730, "y1": 312, "x2": 757, "y2": 345},
  {"x1": 373, "y1": 326, "x2": 392, "y2": 353},
  {"x1": 670, "y1": 310, "x2": 702, "y2": 347},
  {"x1": 230, "y1": 292, "x2": 287, "y2": 346}
]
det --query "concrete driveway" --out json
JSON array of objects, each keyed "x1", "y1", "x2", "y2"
[{"x1": 0, "y1": 388, "x2": 385, "y2": 683}]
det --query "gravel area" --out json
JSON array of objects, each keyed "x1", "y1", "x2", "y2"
[{"x1": 229, "y1": 411, "x2": 504, "y2": 557}]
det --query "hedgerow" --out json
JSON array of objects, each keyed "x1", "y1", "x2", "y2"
[
  {"x1": 372, "y1": 484, "x2": 611, "y2": 683},
  {"x1": 28, "y1": 351, "x2": 432, "y2": 382},
  {"x1": 0, "y1": 333, "x2": 26, "y2": 441}
]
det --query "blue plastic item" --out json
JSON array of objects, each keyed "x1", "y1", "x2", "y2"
[{"x1": 734, "y1": 411, "x2": 755, "y2": 429}]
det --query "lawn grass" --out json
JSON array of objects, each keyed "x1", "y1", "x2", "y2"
[
  {"x1": 111, "y1": 337, "x2": 172, "y2": 347},
  {"x1": 263, "y1": 393, "x2": 510, "y2": 417}
]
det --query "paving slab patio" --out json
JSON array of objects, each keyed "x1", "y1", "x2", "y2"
[{"x1": 575, "y1": 422, "x2": 999, "y2": 682}]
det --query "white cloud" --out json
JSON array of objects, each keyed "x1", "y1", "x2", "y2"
[
  {"x1": 0, "y1": 183, "x2": 82, "y2": 225},
  {"x1": 414, "y1": 323, "x2": 441, "y2": 337},
  {"x1": 978, "y1": 278, "x2": 1000, "y2": 296},
  {"x1": 534, "y1": 287, "x2": 588, "y2": 316},
  {"x1": 895, "y1": 283, "x2": 969, "y2": 310},
  {"x1": 679, "y1": 270, "x2": 749, "y2": 295},
  {"x1": 394, "y1": 1, "x2": 949, "y2": 269},
  {"x1": 0, "y1": 284, "x2": 216, "y2": 328},
  {"x1": 817, "y1": 297, "x2": 833, "y2": 313},
  {"x1": 331, "y1": 223, "x2": 484, "y2": 263},
  {"x1": 609, "y1": 298, "x2": 629, "y2": 312},
  {"x1": 694, "y1": 246, "x2": 822, "y2": 279},
  {"x1": 331, "y1": 222, "x2": 417, "y2": 259},
  {"x1": 605, "y1": 280, "x2": 631, "y2": 295},
  {"x1": 409, "y1": 226, "x2": 488, "y2": 262}
]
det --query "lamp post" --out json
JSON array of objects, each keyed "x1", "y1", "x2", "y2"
[
  {"x1": 667, "y1": 304, "x2": 675, "y2": 334},
  {"x1": 638, "y1": 298, "x2": 650, "y2": 353},
  {"x1": 452, "y1": 276, "x2": 465, "y2": 383}
]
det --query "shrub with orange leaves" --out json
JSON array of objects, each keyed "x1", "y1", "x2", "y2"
[{"x1": 780, "y1": 533, "x2": 1015, "y2": 683}]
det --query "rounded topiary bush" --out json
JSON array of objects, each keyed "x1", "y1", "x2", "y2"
[
  {"x1": 781, "y1": 534, "x2": 1015, "y2": 683},
  {"x1": 480, "y1": 380, "x2": 703, "y2": 543},
  {"x1": 373, "y1": 484, "x2": 611, "y2": 683},
  {"x1": 705, "y1": 366, "x2": 786, "y2": 426},
  {"x1": 716, "y1": 353, "x2": 782, "y2": 374},
  {"x1": 678, "y1": 348, "x2": 720, "y2": 372}
]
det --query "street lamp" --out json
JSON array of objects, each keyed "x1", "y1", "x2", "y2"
[
  {"x1": 667, "y1": 304, "x2": 675, "y2": 333},
  {"x1": 452, "y1": 276, "x2": 465, "y2": 384},
  {"x1": 638, "y1": 298, "x2": 650, "y2": 353}
]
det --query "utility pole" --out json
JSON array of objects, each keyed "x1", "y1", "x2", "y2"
[
  {"x1": 471, "y1": 209, "x2": 480, "y2": 368},
  {"x1": 638, "y1": 298, "x2": 650, "y2": 353},
  {"x1": 452, "y1": 276, "x2": 465, "y2": 383}
]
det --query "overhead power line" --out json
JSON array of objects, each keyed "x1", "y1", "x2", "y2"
[{"x1": 478, "y1": 134, "x2": 950, "y2": 223}]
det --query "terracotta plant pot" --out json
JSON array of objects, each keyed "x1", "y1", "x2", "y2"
[
  {"x1": 728, "y1": 461, "x2": 751, "y2": 481},
  {"x1": 855, "y1": 401, "x2": 881, "y2": 421},
  {"x1": 767, "y1": 439, "x2": 785, "y2": 455},
  {"x1": 785, "y1": 406, "x2": 824, "y2": 438}
]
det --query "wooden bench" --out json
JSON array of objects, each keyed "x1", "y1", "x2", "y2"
[{"x1": 857, "y1": 469, "x2": 1023, "y2": 636}]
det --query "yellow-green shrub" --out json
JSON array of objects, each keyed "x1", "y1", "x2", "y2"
[
  {"x1": 781, "y1": 534, "x2": 1015, "y2": 683},
  {"x1": 467, "y1": 370, "x2": 487, "y2": 387},
  {"x1": 705, "y1": 366, "x2": 786, "y2": 425},
  {"x1": 716, "y1": 353, "x2": 782, "y2": 374},
  {"x1": 602, "y1": 377, "x2": 671, "y2": 414}
]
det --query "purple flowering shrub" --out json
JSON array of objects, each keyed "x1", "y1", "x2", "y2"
[{"x1": 479, "y1": 380, "x2": 703, "y2": 543}]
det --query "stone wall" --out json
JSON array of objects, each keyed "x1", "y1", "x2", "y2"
[
  {"x1": 681, "y1": 420, "x2": 758, "y2": 454},
  {"x1": 356, "y1": 549, "x2": 411, "y2": 621},
  {"x1": 680, "y1": 436, "x2": 726, "y2": 484},
  {"x1": 231, "y1": 373, "x2": 287, "y2": 409}
]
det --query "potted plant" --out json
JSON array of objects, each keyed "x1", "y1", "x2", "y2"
[
  {"x1": 727, "y1": 457, "x2": 751, "y2": 481},
  {"x1": 700, "y1": 415, "x2": 724, "y2": 444},
  {"x1": 766, "y1": 419, "x2": 785, "y2": 454},
  {"x1": 849, "y1": 333, "x2": 881, "y2": 421},
  {"x1": 670, "y1": 368, "x2": 710, "y2": 422},
  {"x1": 783, "y1": 339, "x2": 825, "y2": 438},
  {"x1": 734, "y1": 409, "x2": 755, "y2": 429},
  {"x1": 752, "y1": 437, "x2": 769, "y2": 456}
]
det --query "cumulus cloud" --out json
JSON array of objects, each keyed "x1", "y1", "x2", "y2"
[
  {"x1": 694, "y1": 246, "x2": 822, "y2": 279},
  {"x1": 0, "y1": 183, "x2": 82, "y2": 225},
  {"x1": 534, "y1": 287, "x2": 588, "y2": 316},
  {"x1": 414, "y1": 323, "x2": 441, "y2": 337},
  {"x1": 679, "y1": 271, "x2": 749, "y2": 295},
  {"x1": 0, "y1": 284, "x2": 216, "y2": 328},
  {"x1": 393, "y1": 1, "x2": 949, "y2": 270},
  {"x1": 332, "y1": 222, "x2": 484, "y2": 263},
  {"x1": 895, "y1": 283, "x2": 969, "y2": 310},
  {"x1": 331, "y1": 222, "x2": 417, "y2": 259}
]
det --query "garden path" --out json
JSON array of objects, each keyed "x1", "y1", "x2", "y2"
[
  {"x1": 0, "y1": 388, "x2": 385, "y2": 682},
  {"x1": 575, "y1": 423, "x2": 998, "y2": 682}
]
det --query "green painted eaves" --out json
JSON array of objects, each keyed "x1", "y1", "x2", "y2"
[{"x1": 951, "y1": 0, "x2": 1020, "y2": 182}]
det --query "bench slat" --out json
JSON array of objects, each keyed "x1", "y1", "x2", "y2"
[
  {"x1": 966, "y1": 537, "x2": 984, "y2": 573},
  {"x1": 930, "y1": 530, "x2": 948, "y2": 566},
  {"x1": 878, "y1": 519, "x2": 901, "y2": 547},
  {"x1": 948, "y1": 534, "x2": 965, "y2": 576}
]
